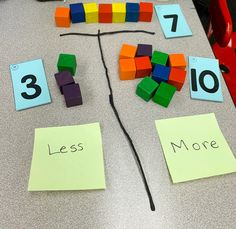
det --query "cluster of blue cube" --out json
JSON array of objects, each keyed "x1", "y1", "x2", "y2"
[
  {"x1": 126, "y1": 3, "x2": 140, "y2": 22},
  {"x1": 70, "y1": 3, "x2": 85, "y2": 23},
  {"x1": 152, "y1": 64, "x2": 171, "y2": 83}
]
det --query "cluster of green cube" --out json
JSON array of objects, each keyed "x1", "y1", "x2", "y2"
[
  {"x1": 57, "y1": 54, "x2": 77, "y2": 76},
  {"x1": 135, "y1": 48, "x2": 187, "y2": 108},
  {"x1": 136, "y1": 77, "x2": 176, "y2": 108},
  {"x1": 151, "y1": 51, "x2": 168, "y2": 66}
]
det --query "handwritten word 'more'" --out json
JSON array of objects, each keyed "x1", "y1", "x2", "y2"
[{"x1": 171, "y1": 140, "x2": 219, "y2": 153}]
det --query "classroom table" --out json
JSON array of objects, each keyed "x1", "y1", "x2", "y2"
[{"x1": 0, "y1": 0, "x2": 235, "y2": 228}]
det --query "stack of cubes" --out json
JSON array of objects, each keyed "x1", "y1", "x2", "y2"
[
  {"x1": 55, "y1": 54, "x2": 83, "y2": 108},
  {"x1": 55, "y1": 2, "x2": 153, "y2": 27},
  {"x1": 119, "y1": 44, "x2": 187, "y2": 107}
]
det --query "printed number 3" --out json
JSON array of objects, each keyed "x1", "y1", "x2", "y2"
[
  {"x1": 164, "y1": 14, "x2": 178, "y2": 32},
  {"x1": 21, "y1": 74, "x2": 42, "y2": 99}
]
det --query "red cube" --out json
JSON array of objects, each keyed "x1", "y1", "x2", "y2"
[
  {"x1": 135, "y1": 56, "x2": 152, "y2": 78},
  {"x1": 99, "y1": 4, "x2": 112, "y2": 23},
  {"x1": 139, "y1": 2, "x2": 153, "y2": 22},
  {"x1": 168, "y1": 68, "x2": 186, "y2": 91}
]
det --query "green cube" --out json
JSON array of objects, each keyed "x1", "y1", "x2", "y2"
[
  {"x1": 57, "y1": 53, "x2": 77, "y2": 76},
  {"x1": 151, "y1": 51, "x2": 168, "y2": 66},
  {"x1": 136, "y1": 77, "x2": 159, "y2": 102},
  {"x1": 152, "y1": 82, "x2": 176, "y2": 107}
]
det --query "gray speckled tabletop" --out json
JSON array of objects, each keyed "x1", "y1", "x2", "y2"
[{"x1": 0, "y1": 0, "x2": 235, "y2": 228}]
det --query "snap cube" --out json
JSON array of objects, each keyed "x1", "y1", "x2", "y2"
[
  {"x1": 57, "y1": 53, "x2": 77, "y2": 76},
  {"x1": 152, "y1": 64, "x2": 170, "y2": 83},
  {"x1": 135, "y1": 56, "x2": 152, "y2": 78},
  {"x1": 99, "y1": 4, "x2": 112, "y2": 23},
  {"x1": 168, "y1": 68, "x2": 186, "y2": 91},
  {"x1": 169, "y1": 54, "x2": 187, "y2": 69},
  {"x1": 119, "y1": 58, "x2": 136, "y2": 80},
  {"x1": 112, "y1": 3, "x2": 126, "y2": 23},
  {"x1": 136, "y1": 77, "x2": 159, "y2": 101},
  {"x1": 84, "y1": 3, "x2": 98, "y2": 23},
  {"x1": 126, "y1": 3, "x2": 140, "y2": 22},
  {"x1": 55, "y1": 7, "x2": 71, "y2": 27},
  {"x1": 151, "y1": 51, "x2": 168, "y2": 66},
  {"x1": 54, "y1": 71, "x2": 75, "y2": 94},
  {"x1": 152, "y1": 82, "x2": 176, "y2": 107},
  {"x1": 136, "y1": 44, "x2": 152, "y2": 58},
  {"x1": 69, "y1": 3, "x2": 85, "y2": 23},
  {"x1": 63, "y1": 83, "x2": 83, "y2": 107},
  {"x1": 139, "y1": 2, "x2": 153, "y2": 22},
  {"x1": 119, "y1": 44, "x2": 137, "y2": 59}
]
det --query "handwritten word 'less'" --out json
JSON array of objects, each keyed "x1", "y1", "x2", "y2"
[
  {"x1": 171, "y1": 140, "x2": 219, "y2": 153},
  {"x1": 48, "y1": 143, "x2": 84, "y2": 155}
]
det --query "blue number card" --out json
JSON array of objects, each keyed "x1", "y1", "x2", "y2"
[
  {"x1": 154, "y1": 4, "x2": 192, "y2": 38},
  {"x1": 10, "y1": 59, "x2": 51, "y2": 111},
  {"x1": 188, "y1": 56, "x2": 223, "y2": 102}
]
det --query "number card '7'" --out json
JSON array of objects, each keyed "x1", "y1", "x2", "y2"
[
  {"x1": 154, "y1": 4, "x2": 192, "y2": 38},
  {"x1": 10, "y1": 59, "x2": 51, "y2": 111}
]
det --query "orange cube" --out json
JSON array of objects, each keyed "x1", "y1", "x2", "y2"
[
  {"x1": 168, "y1": 67, "x2": 186, "y2": 91},
  {"x1": 119, "y1": 44, "x2": 137, "y2": 59},
  {"x1": 55, "y1": 7, "x2": 71, "y2": 28},
  {"x1": 135, "y1": 56, "x2": 152, "y2": 78},
  {"x1": 169, "y1": 54, "x2": 187, "y2": 70},
  {"x1": 119, "y1": 59, "x2": 136, "y2": 80}
]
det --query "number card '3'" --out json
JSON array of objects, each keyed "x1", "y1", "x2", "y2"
[
  {"x1": 188, "y1": 56, "x2": 223, "y2": 102},
  {"x1": 10, "y1": 59, "x2": 51, "y2": 111},
  {"x1": 154, "y1": 4, "x2": 192, "y2": 38}
]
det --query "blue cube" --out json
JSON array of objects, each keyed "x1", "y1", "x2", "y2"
[
  {"x1": 70, "y1": 3, "x2": 85, "y2": 23},
  {"x1": 152, "y1": 64, "x2": 171, "y2": 83},
  {"x1": 126, "y1": 3, "x2": 140, "y2": 22}
]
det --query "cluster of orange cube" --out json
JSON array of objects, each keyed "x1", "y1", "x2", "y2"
[{"x1": 119, "y1": 43, "x2": 187, "y2": 91}]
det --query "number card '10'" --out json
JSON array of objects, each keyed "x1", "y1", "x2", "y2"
[
  {"x1": 10, "y1": 59, "x2": 51, "y2": 111},
  {"x1": 188, "y1": 56, "x2": 223, "y2": 102}
]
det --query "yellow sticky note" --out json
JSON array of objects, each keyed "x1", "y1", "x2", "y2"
[
  {"x1": 28, "y1": 123, "x2": 106, "y2": 191},
  {"x1": 155, "y1": 113, "x2": 236, "y2": 183},
  {"x1": 84, "y1": 3, "x2": 98, "y2": 23},
  {"x1": 112, "y1": 3, "x2": 126, "y2": 23}
]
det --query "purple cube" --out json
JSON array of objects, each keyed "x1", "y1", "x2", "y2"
[
  {"x1": 62, "y1": 83, "x2": 83, "y2": 107},
  {"x1": 54, "y1": 71, "x2": 75, "y2": 94},
  {"x1": 136, "y1": 44, "x2": 153, "y2": 58}
]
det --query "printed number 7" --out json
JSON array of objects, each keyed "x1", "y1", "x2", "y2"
[
  {"x1": 163, "y1": 14, "x2": 178, "y2": 32},
  {"x1": 21, "y1": 74, "x2": 42, "y2": 100}
]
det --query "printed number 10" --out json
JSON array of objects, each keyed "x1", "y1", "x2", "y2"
[{"x1": 191, "y1": 69, "x2": 219, "y2": 93}]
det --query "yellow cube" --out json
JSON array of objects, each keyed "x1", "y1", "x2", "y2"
[
  {"x1": 112, "y1": 3, "x2": 126, "y2": 23},
  {"x1": 84, "y1": 3, "x2": 98, "y2": 23}
]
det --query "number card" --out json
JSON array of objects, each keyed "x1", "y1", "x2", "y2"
[
  {"x1": 154, "y1": 4, "x2": 192, "y2": 38},
  {"x1": 10, "y1": 59, "x2": 51, "y2": 111},
  {"x1": 28, "y1": 123, "x2": 106, "y2": 191},
  {"x1": 189, "y1": 56, "x2": 223, "y2": 102},
  {"x1": 155, "y1": 113, "x2": 236, "y2": 183}
]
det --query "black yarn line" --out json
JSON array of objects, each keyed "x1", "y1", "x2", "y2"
[
  {"x1": 60, "y1": 32, "x2": 98, "y2": 37},
  {"x1": 59, "y1": 29, "x2": 156, "y2": 211},
  {"x1": 60, "y1": 30, "x2": 155, "y2": 38},
  {"x1": 97, "y1": 29, "x2": 155, "y2": 211},
  {"x1": 100, "y1": 30, "x2": 155, "y2": 36}
]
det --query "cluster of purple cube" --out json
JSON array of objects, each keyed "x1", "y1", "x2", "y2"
[
  {"x1": 136, "y1": 44, "x2": 152, "y2": 58},
  {"x1": 54, "y1": 70, "x2": 83, "y2": 107}
]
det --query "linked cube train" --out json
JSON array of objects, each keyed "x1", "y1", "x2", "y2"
[{"x1": 55, "y1": 2, "x2": 153, "y2": 27}]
